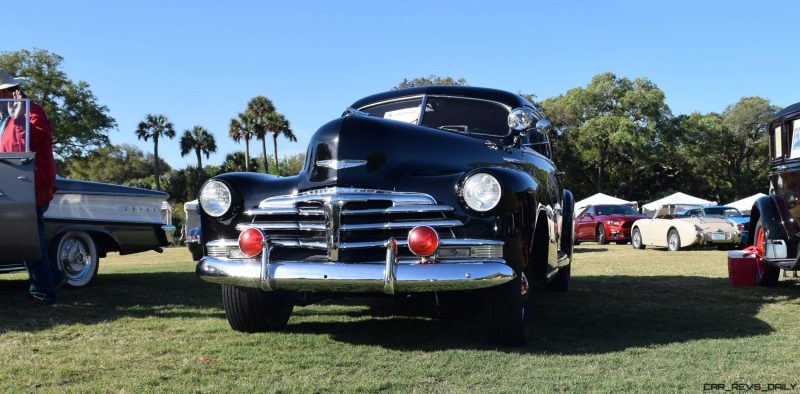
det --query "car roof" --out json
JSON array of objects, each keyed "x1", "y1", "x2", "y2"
[
  {"x1": 349, "y1": 86, "x2": 534, "y2": 110},
  {"x1": 774, "y1": 101, "x2": 800, "y2": 121}
]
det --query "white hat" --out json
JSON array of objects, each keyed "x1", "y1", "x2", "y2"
[{"x1": 0, "y1": 69, "x2": 27, "y2": 90}]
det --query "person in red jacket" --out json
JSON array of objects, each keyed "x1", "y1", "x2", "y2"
[{"x1": 0, "y1": 69, "x2": 65, "y2": 304}]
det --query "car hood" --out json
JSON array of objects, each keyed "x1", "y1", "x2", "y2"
[
  {"x1": 295, "y1": 115, "x2": 509, "y2": 191},
  {"x1": 602, "y1": 214, "x2": 646, "y2": 222}
]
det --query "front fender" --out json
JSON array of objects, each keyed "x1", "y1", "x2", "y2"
[
  {"x1": 748, "y1": 195, "x2": 791, "y2": 246},
  {"x1": 748, "y1": 195, "x2": 800, "y2": 262}
]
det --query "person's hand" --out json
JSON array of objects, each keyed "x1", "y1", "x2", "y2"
[{"x1": 7, "y1": 90, "x2": 22, "y2": 119}]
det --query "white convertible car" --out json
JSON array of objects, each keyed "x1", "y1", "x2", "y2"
[{"x1": 631, "y1": 204, "x2": 740, "y2": 251}]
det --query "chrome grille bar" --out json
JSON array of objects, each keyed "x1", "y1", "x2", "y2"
[
  {"x1": 236, "y1": 222, "x2": 326, "y2": 231},
  {"x1": 341, "y1": 205, "x2": 453, "y2": 215},
  {"x1": 340, "y1": 220, "x2": 462, "y2": 231}
]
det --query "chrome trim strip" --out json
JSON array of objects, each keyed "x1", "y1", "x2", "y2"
[
  {"x1": 341, "y1": 205, "x2": 454, "y2": 215},
  {"x1": 340, "y1": 220, "x2": 462, "y2": 231},
  {"x1": 316, "y1": 160, "x2": 368, "y2": 170},
  {"x1": 197, "y1": 256, "x2": 515, "y2": 293},
  {"x1": 236, "y1": 222, "x2": 326, "y2": 231},
  {"x1": 257, "y1": 188, "x2": 438, "y2": 208}
]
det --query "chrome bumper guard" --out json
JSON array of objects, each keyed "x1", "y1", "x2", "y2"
[{"x1": 196, "y1": 237, "x2": 515, "y2": 294}]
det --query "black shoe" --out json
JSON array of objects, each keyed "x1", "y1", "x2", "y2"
[{"x1": 29, "y1": 295, "x2": 56, "y2": 306}]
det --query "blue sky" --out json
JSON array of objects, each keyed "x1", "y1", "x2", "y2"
[{"x1": 5, "y1": 1, "x2": 798, "y2": 168}]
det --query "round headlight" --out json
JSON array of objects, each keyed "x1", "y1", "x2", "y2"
[
  {"x1": 507, "y1": 107, "x2": 535, "y2": 131},
  {"x1": 199, "y1": 180, "x2": 232, "y2": 217},
  {"x1": 462, "y1": 173, "x2": 502, "y2": 212}
]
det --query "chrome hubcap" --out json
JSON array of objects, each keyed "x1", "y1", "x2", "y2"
[
  {"x1": 59, "y1": 237, "x2": 93, "y2": 279},
  {"x1": 669, "y1": 234, "x2": 678, "y2": 250}
]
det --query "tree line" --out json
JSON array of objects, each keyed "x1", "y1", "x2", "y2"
[{"x1": 1, "y1": 50, "x2": 779, "y2": 210}]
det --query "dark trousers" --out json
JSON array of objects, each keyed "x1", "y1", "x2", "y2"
[{"x1": 24, "y1": 204, "x2": 64, "y2": 303}]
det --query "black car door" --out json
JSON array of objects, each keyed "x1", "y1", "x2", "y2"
[{"x1": 0, "y1": 151, "x2": 41, "y2": 263}]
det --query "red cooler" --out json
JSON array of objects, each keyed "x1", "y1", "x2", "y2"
[{"x1": 727, "y1": 250, "x2": 757, "y2": 287}]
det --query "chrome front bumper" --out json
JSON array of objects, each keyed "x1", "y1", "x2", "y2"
[{"x1": 196, "y1": 238, "x2": 515, "y2": 294}]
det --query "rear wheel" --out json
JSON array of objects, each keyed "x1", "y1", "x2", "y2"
[
  {"x1": 52, "y1": 231, "x2": 99, "y2": 288},
  {"x1": 596, "y1": 225, "x2": 607, "y2": 245},
  {"x1": 667, "y1": 229, "x2": 681, "y2": 252},
  {"x1": 631, "y1": 228, "x2": 645, "y2": 249},
  {"x1": 221, "y1": 285, "x2": 294, "y2": 332},
  {"x1": 753, "y1": 219, "x2": 780, "y2": 287}
]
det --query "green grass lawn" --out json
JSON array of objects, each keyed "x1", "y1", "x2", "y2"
[{"x1": 2, "y1": 244, "x2": 800, "y2": 392}]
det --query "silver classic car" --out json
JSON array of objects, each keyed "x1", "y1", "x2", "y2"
[{"x1": 0, "y1": 102, "x2": 174, "y2": 287}]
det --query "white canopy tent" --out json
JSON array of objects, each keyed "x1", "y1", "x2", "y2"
[
  {"x1": 642, "y1": 192, "x2": 715, "y2": 216},
  {"x1": 726, "y1": 193, "x2": 766, "y2": 215},
  {"x1": 574, "y1": 193, "x2": 638, "y2": 216}
]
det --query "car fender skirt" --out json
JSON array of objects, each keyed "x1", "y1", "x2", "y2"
[{"x1": 197, "y1": 257, "x2": 516, "y2": 294}]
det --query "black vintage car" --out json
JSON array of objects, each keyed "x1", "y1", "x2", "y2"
[
  {"x1": 749, "y1": 102, "x2": 800, "y2": 285},
  {"x1": 195, "y1": 86, "x2": 574, "y2": 345}
]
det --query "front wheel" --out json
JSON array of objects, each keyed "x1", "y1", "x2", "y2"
[
  {"x1": 631, "y1": 228, "x2": 645, "y2": 249},
  {"x1": 596, "y1": 225, "x2": 607, "y2": 245},
  {"x1": 222, "y1": 285, "x2": 294, "y2": 332},
  {"x1": 667, "y1": 229, "x2": 681, "y2": 252},
  {"x1": 483, "y1": 274, "x2": 530, "y2": 346},
  {"x1": 52, "y1": 231, "x2": 99, "y2": 288},
  {"x1": 753, "y1": 218, "x2": 780, "y2": 287}
]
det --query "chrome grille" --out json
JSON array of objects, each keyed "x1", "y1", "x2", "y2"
[{"x1": 241, "y1": 187, "x2": 461, "y2": 262}]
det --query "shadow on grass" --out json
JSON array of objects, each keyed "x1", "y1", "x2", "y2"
[
  {"x1": 287, "y1": 275, "x2": 800, "y2": 354},
  {"x1": 0, "y1": 271, "x2": 223, "y2": 332},
  {"x1": 574, "y1": 247, "x2": 608, "y2": 253},
  {"x1": 2, "y1": 271, "x2": 799, "y2": 355}
]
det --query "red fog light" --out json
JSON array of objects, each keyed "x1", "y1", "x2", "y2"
[
  {"x1": 238, "y1": 228, "x2": 265, "y2": 258},
  {"x1": 408, "y1": 226, "x2": 439, "y2": 257}
]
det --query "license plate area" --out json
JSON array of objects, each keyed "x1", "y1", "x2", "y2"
[{"x1": 711, "y1": 232, "x2": 726, "y2": 241}]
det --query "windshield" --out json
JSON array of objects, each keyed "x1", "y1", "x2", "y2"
[
  {"x1": 674, "y1": 205, "x2": 704, "y2": 217},
  {"x1": 703, "y1": 207, "x2": 743, "y2": 218},
  {"x1": 594, "y1": 205, "x2": 638, "y2": 216},
  {"x1": 357, "y1": 95, "x2": 512, "y2": 138}
]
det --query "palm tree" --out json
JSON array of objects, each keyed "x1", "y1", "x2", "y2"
[
  {"x1": 180, "y1": 125, "x2": 217, "y2": 169},
  {"x1": 269, "y1": 113, "x2": 296, "y2": 171},
  {"x1": 246, "y1": 96, "x2": 276, "y2": 173},
  {"x1": 135, "y1": 114, "x2": 176, "y2": 191},
  {"x1": 228, "y1": 112, "x2": 255, "y2": 172}
]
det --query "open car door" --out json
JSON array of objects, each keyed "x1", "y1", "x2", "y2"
[
  {"x1": 0, "y1": 98, "x2": 41, "y2": 264},
  {"x1": 0, "y1": 152, "x2": 40, "y2": 263}
]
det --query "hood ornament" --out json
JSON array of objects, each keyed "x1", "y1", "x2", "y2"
[{"x1": 316, "y1": 160, "x2": 367, "y2": 170}]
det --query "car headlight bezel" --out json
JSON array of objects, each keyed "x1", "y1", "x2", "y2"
[
  {"x1": 199, "y1": 180, "x2": 233, "y2": 217},
  {"x1": 461, "y1": 172, "x2": 502, "y2": 212},
  {"x1": 507, "y1": 107, "x2": 536, "y2": 131}
]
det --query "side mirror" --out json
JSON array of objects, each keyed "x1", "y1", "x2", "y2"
[{"x1": 535, "y1": 119, "x2": 552, "y2": 134}]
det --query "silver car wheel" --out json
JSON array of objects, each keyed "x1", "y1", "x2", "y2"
[
  {"x1": 667, "y1": 230, "x2": 681, "y2": 252},
  {"x1": 56, "y1": 231, "x2": 99, "y2": 287}
]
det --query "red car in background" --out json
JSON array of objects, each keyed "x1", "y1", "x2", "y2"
[{"x1": 575, "y1": 204, "x2": 646, "y2": 245}]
